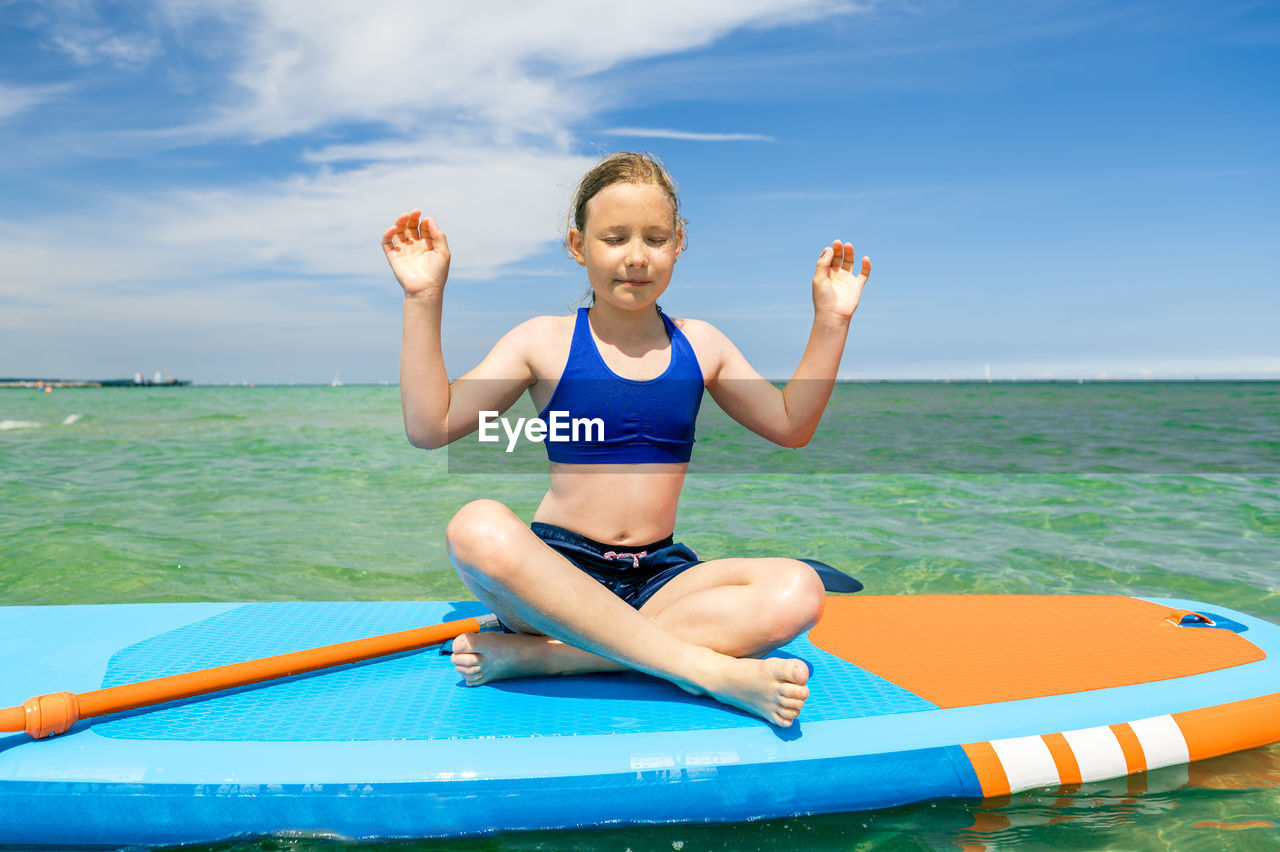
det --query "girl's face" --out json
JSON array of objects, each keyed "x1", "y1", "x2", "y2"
[{"x1": 569, "y1": 182, "x2": 682, "y2": 313}]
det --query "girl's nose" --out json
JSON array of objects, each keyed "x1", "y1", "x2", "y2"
[{"x1": 625, "y1": 242, "x2": 647, "y2": 267}]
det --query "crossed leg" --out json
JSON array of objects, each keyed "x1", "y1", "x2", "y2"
[{"x1": 444, "y1": 499, "x2": 826, "y2": 726}]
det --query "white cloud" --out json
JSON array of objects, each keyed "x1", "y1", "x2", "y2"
[
  {"x1": 4, "y1": 1, "x2": 859, "y2": 292},
  {"x1": 4, "y1": 0, "x2": 856, "y2": 285},
  {"x1": 29, "y1": 0, "x2": 164, "y2": 68},
  {"x1": 163, "y1": 0, "x2": 848, "y2": 142},
  {"x1": 0, "y1": 142, "x2": 594, "y2": 307},
  {"x1": 5, "y1": 0, "x2": 860, "y2": 291},
  {"x1": 150, "y1": 143, "x2": 595, "y2": 282},
  {"x1": 0, "y1": 81, "x2": 68, "y2": 121},
  {"x1": 51, "y1": 28, "x2": 161, "y2": 67},
  {"x1": 1, "y1": 1, "x2": 865, "y2": 380}
]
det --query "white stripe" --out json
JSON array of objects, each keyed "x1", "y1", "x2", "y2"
[
  {"x1": 989, "y1": 735, "x2": 1060, "y2": 793},
  {"x1": 1129, "y1": 715, "x2": 1190, "y2": 769},
  {"x1": 1061, "y1": 726, "x2": 1129, "y2": 782}
]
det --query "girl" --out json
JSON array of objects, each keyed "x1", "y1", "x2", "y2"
[{"x1": 382, "y1": 153, "x2": 869, "y2": 727}]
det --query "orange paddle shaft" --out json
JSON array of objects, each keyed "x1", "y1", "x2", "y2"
[{"x1": 0, "y1": 613, "x2": 496, "y2": 739}]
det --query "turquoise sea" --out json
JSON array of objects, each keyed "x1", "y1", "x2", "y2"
[{"x1": 2, "y1": 382, "x2": 1278, "y2": 851}]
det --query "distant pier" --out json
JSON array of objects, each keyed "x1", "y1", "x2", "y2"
[{"x1": 0, "y1": 377, "x2": 192, "y2": 388}]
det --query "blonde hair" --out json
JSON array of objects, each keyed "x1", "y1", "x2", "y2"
[{"x1": 566, "y1": 151, "x2": 688, "y2": 252}]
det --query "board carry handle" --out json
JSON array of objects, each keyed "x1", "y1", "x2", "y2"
[
  {"x1": 0, "y1": 613, "x2": 498, "y2": 740},
  {"x1": 1165, "y1": 608, "x2": 1216, "y2": 627}
]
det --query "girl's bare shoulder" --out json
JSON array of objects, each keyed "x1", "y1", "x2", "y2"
[
  {"x1": 506, "y1": 313, "x2": 577, "y2": 379},
  {"x1": 499, "y1": 313, "x2": 575, "y2": 347},
  {"x1": 669, "y1": 315, "x2": 722, "y2": 340},
  {"x1": 667, "y1": 316, "x2": 735, "y2": 375},
  {"x1": 673, "y1": 316, "x2": 737, "y2": 349}
]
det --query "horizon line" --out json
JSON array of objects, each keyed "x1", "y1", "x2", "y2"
[{"x1": 7, "y1": 377, "x2": 1278, "y2": 389}]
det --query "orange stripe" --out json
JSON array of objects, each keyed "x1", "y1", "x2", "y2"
[
  {"x1": 1041, "y1": 733, "x2": 1082, "y2": 786},
  {"x1": 1110, "y1": 722, "x2": 1147, "y2": 774},
  {"x1": 962, "y1": 741, "x2": 1011, "y2": 797},
  {"x1": 1174, "y1": 692, "x2": 1280, "y2": 761}
]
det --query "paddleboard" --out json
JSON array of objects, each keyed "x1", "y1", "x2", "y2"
[{"x1": 2, "y1": 594, "x2": 1278, "y2": 846}]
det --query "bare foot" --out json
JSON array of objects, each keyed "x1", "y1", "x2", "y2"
[
  {"x1": 689, "y1": 654, "x2": 811, "y2": 727},
  {"x1": 450, "y1": 632, "x2": 621, "y2": 685},
  {"x1": 453, "y1": 634, "x2": 811, "y2": 727}
]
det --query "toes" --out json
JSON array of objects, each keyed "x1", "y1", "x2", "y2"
[
  {"x1": 765, "y1": 657, "x2": 810, "y2": 686},
  {"x1": 780, "y1": 682, "x2": 809, "y2": 702},
  {"x1": 780, "y1": 659, "x2": 809, "y2": 685}
]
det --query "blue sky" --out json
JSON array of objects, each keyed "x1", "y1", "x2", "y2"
[{"x1": 1, "y1": 0, "x2": 1276, "y2": 383}]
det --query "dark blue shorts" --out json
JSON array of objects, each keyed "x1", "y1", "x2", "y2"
[{"x1": 532, "y1": 522, "x2": 703, "y2": 609}]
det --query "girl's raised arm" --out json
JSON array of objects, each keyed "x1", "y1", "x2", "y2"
[
  {"x1": 384, "y1": 211, "x2": 534, "y2": 449},
  {"x1": 701, "y1": 240, "x2": 870, "y2": 448}
]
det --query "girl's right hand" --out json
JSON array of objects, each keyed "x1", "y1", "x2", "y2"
[{"x1": 382, "y1": 210, "x2": 451, "y2": 298}]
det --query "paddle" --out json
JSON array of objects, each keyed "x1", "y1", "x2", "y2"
[
  {"x1": 3, "y1": 561, "x2": 861, "y2": 741},
  {"x1": 0, "y1": 612, "x2": 499, "y2": 740}
]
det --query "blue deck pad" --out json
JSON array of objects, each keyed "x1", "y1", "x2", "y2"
[{"x1": 95, "y1": 601, "x2": 936, "y2": 741}]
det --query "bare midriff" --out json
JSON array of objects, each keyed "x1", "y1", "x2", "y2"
[{"x1": 533, "y1": 462, "x2": 688, "y2": 545}]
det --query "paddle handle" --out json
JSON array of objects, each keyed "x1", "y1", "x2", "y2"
[{"x1": 1, "y1": 614, "x2": 494, "y2": 739}]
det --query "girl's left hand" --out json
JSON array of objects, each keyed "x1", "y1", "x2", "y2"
[{"x1": 812, "y1": 240, "x2": 871, "y2": 321}]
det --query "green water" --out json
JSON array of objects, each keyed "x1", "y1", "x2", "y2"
[{"x1": 2, "y1": 383, "x2": 1279, "y2": 850}]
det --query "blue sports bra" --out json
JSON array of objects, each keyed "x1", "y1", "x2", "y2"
[{"x1": 537, "y1": 308, "x2": 704, "y2": 464}]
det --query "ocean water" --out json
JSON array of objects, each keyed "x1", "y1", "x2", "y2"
[{"x1": 1, "y1": 382, "x2": 1278, "y2": 851}]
